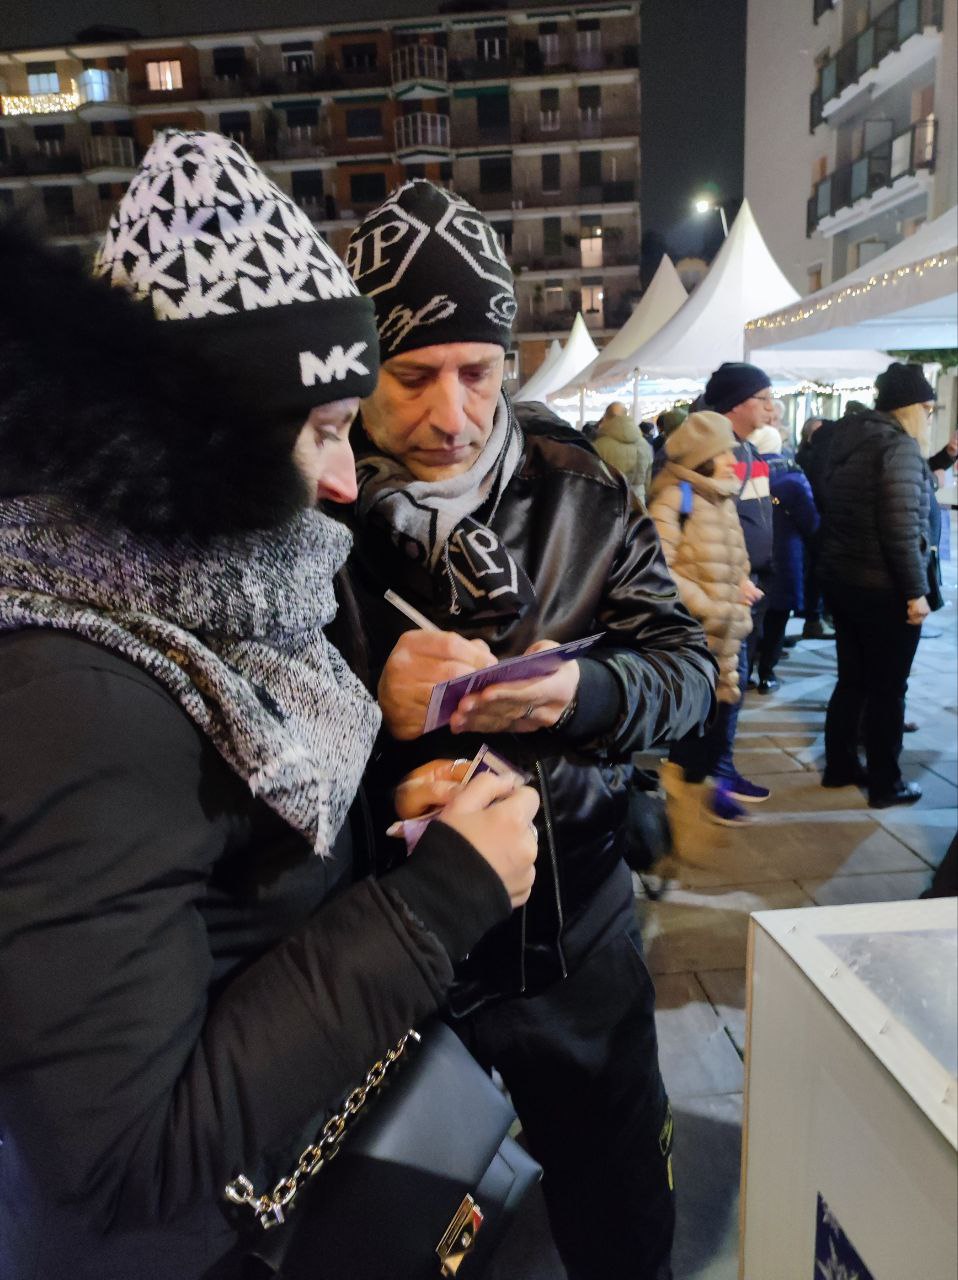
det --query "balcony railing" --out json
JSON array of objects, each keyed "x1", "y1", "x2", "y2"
[
  {"x1": 812, "y1": 0, "x2": 943, "y2": 120},
  {"x1": 807, "y1": 117, "x2": 937, "y2": 232},
  {"x1": 0, "y1": 143, "x2": 82, "y2": 176},
  {"x1": 447, "y1": 42, "x2": 638, "y2": 82},
  {"x1": 392, "y1": 45, "x2": 448, "y2": 85},
  {"x1": 81, "y1": 134, "x2": 136, "y2": 171},
  {"x1": 394, "y1": 112, "x2": 451, "y2": 153},
  {"x1": 471, "y1": 180, "x2": 637, "y2": 212},
  {"x1": 76, "y1": 68, "x2": 128, "y2": 107},
  {"x1": 273, "y1": 126, "x2": 327, "y2": 160},
  {"x1": 512, "y1": 113, "x2": 637, "y2": 144}
]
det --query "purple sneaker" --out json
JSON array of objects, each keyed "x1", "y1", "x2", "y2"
[
  {"x1": 724, "y1": 772, "x2": 771, "y2": 803},
  {"x1": 708, "y1": 786, "x2": 750, "y2": 826}
]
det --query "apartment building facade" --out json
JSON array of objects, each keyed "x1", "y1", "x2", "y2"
[
  {"x1": 745, "y1": 0, "x2": 956, "y2": 296},
  {"x1": 0, "y1": 2, "x2": 642, "y2": 381}
]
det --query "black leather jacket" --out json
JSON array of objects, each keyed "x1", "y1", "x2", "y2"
[{"x1": 349, "y1": 402, "x2": 717, "y2": 1012}]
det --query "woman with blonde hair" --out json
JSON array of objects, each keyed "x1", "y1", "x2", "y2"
[{"x1": 818, "y1": 362, "x2": 939, "y2": 809}]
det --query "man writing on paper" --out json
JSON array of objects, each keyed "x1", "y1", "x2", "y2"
[{"x1": 345, "y1": 181, "x2": 716, "y2": 1280}]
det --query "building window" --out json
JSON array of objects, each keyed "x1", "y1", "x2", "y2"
[
  {"x1": 146, "y1": 60, "x2": 183, "y2": 92},
  {"x1": 292, "y1": 169, "x2": 325, "y2": 210},
  {"x1": 581, "y1": 279, "x2": 604, "y2": 325},
  {"x1": 219, "y1": 111, "x2": 251, "y2": 146},
  {"x1": 541, "y1": 153, "x2": 561, "y2": 193},
  {"x1": 212, "y1": 47, "x2": 246, "y2": 79},
  {"x1": 479, "y1": 155, "x2": 512, "y2": 192},
  {"x1": 285, "y1": 105, "x2": 318, "y2": 129},
  {"x1": 477, "y1": 92, "x2": 510, "y2": 137},
  {"x1": 576, "y1": 19, "x2": 601, "y2": 52},
  {"x1": 580, "y1": 214, "x2": 603, "y2": 268},
  {"x1": 341, "y1": 42, "x2": 378, "y2": 71},
  {"x1": 543, "y1": 216, "x2": 562, "y2": 258},
  {"x1": 579, "y1": 150, "x2": 602, "y2": 189},
  {"x1": 476, "y1": 26, "x2": 508, "y2": 62},
  {"x1": 27, "y1": 63, "x2": 59, "y2": 94},
  {"x1": 34, "y1": 122, "x2": 65, "y2": 156},
  {"x1": 538, "y1": 23, "x2": 561, "y2": 67},
  {"x1": 539, "y1": 88, "x2": 560, "y2": 131},
  {"x1": 807, "y1": 264, "x2": 823, "y2": 292},
  {"x1": 282, "y1": 42, "x2": 315, "y2": 75},
  {"x1": 544, "y1": 281, "x2": 565, "y2": 312},
  {"x1": 350, "y1": 171, "x2": 387, "y2": 205},
  {"x1": 578, "y1": 84, "x2": 601, "y2": 122},
  {"x1": 346, "y1": 107, "x2": 382, "y2": 139}
]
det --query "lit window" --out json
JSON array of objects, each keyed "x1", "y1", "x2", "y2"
[
  {"x1": 27, "y1": 65, "x2": 60, "y2": 94},
  {"x1": 146, "y1": 60, "x2": 183, "y2": 92}
]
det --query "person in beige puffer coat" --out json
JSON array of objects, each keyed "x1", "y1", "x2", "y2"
[
  {"x1": 594, "y1": 401, "x2": 654, "y2": 505},
  {"x1": 648, "y1": 412, "x2": 755, "y2": 848}
]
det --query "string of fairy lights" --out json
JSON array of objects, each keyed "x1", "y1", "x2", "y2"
[
  {"x1": 1, "y1": 90, "x2": 81, "y2": 116},
  {"x1": 745, "y1": 250, "x2": 958, "y2": 335}
]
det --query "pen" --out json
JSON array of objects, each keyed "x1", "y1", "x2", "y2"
[{"x1": 384, "y1": 588, "x2": 440, "y2": 632}]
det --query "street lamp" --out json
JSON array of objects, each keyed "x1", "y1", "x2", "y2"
[{"x1": 692, "y1": 194, "x2": 729, "y2": 238}]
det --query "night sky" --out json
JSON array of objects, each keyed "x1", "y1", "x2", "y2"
[{"x1": 2, "y1": 0, "x2": 747, "y2": 267}]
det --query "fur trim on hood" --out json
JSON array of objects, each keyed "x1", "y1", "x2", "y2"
[{"x1": 0, "y1": 220, "x2": 309, "y2": 541}]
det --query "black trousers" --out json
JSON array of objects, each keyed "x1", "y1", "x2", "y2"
[
  {"x1": 824, "y1": 591, "x2": 921, "y2": 795},
  {"x1": 669, "y1": 703, "x2": 732, "y2": 783},
  {"x1": 455, "y1": 865, "x2": 674, "y2": 1280},
  {"x1": 757, "y1": 608, "x2": 790, "y2": 681}
]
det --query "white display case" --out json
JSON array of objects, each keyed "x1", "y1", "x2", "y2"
[{"x1": 740, "y1": 898, "x2": 957, "y2": 1280}]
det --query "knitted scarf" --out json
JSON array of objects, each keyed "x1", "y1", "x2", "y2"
[
  {"x1": 0, "y1": 496, "x2": 380, "y2": 858},
  {"x1": 355, "y1": 394, "x2": 534, "y2": 621}
]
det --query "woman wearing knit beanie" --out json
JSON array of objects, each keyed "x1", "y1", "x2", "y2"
[
  {"x1": 818, "y1": 361, "x2": 939, "y2": 808},
  {"x1": 0, "y1": 132, "x2": 538, "y2": 1278},
  {"x1": 648, "y1": 412, "x2": 755, "y2": 852}
]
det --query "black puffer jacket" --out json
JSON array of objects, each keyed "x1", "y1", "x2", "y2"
[
  {"x1": 350, "y1": 402, "x2": 718, "y2": 1012},
  {"x1": 818, "y1": 410, "x2": 930, "y2": 600}
]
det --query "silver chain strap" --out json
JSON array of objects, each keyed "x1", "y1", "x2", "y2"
[{"x1": 224, "y1": 1029, "x2": 420, "y2": 1230}]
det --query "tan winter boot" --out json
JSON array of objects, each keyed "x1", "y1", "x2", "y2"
[{"x1": 660, "y1": 761, "x2": 727, "y2": 864}]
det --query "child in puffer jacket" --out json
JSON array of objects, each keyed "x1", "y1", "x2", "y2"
[{"x1": 648, "y1": 412, "x2": 755, "y2": 852}]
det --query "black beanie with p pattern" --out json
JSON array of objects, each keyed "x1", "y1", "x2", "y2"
[{"x1": 345, "y1": 180, "x2": 517, "y2": 358}]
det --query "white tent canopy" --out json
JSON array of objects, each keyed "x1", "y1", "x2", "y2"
[
  {"x1": 746, "y1": 207, "x2": 958, "y2": 352},
  {"x1": 556, "y1": 255, "x2": 688, "y2": 395},
  {"x1": 514, "y1": 313, "x2": 598, "y2": 403},
  {"x1": 579, "y1": 198, "x2": 887, "y2": 390}
]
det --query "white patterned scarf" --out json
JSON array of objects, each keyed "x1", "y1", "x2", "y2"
[
  {"x1": 0, "y1": 496, "x2": 380, "y2": 858},
  {"x1": 355, "y1": 394, "x2": 534, "y2": 620}
]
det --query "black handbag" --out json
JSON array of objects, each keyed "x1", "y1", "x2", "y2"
[{"x1": 226, "y1": 1020, "x2": 541, "y2": 1279}]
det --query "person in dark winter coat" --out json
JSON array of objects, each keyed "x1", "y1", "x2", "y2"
[
  {"x1": 0, "y1": 135, "x2": 539, "y2": 1280},
  {"x1": 344, "y1": 180, "x2": 718, "y2": 1280},
  {"x1": 819, "y1": 362, "x2": 937, "y2": 808},
  {"x1": 793, "y1": 417, "x2": 837, "y2": 639},
  {"x1": 749, "y1": 426, "x2": 820, "y2": 691}
]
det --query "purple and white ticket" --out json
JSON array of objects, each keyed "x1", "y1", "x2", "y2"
[
  {"x1": 390, "y1": 744, "x2": 530, "y2": 854},
  {"x1": 423, "y1": 634, "x2": 603, "y2": 734}
]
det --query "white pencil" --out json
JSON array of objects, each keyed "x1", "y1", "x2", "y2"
[{"x1": 384, "y1": 589, "x2": 440, "y2": 632}]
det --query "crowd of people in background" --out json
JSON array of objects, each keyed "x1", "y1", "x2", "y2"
[{"x1": 599, "y1": 359, "x2": 957, "y2": 854}]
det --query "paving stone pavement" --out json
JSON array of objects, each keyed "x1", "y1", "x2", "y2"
[{"x1": 488, "y1": 516, "x2": 957, "y2": 1280}]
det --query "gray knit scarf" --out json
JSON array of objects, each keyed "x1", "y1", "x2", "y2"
[
  {"x1": 0, "y1": 496, "x2": 380, "y2": 859},
  {"x1": 355, "y1": 394, "x2": 533, "y2": 619}
]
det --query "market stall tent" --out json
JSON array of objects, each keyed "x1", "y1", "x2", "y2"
[
  {"x1": 586, "y1": 198, "x2": 887, "y2": 387},
  {"x1": 555, "y1": 255, "x2": 688, "y2": 396},
  {"x1": 746, "y1": 207, "x2": 958, "y2": 353},
  {"x1": 513, "y1": 313, "x2": 598, "y2": 403}
]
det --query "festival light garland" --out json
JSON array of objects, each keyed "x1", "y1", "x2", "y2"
[
  {"x1": 1, "y1": 90, "x2": 80, "y2": 116},
  {"x1": 745, "y1": 250, "x2": 958, "y2": 333}
]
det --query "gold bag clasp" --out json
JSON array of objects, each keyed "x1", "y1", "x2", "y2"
[{"x1": 436, "y1": 1194, "x2": 484, "y2": 1276}]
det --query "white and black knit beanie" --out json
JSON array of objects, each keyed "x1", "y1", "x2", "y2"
[
  {"x1": 96, "y1": 130, "x2": 379, "y2": 418},
  {"x1": 345, "y1": 179, "x2": 516, "y2": 358}
]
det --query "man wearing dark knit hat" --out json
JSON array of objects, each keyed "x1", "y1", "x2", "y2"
[
  {"x1": 345, "y1": 180, "x2": 719, "y2": 1280},
  {"x1": 700, "y1": 360, "x2": 777, "y2": 815}
]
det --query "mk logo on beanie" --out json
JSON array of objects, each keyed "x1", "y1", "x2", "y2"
[
  {"x1": 95, "y1": 130, "x2": 378, "y2": 417},
  {"x1": 345, "y1": 180, "x2": 517, "y2": 357}
]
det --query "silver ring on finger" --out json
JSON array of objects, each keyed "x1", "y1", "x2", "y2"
[{"x1": 529, "y1": 822, "x2": 538, "y2": 840}]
